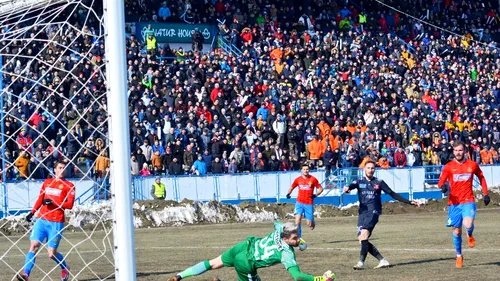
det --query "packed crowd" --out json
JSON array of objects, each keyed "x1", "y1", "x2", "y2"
[{"x1": 2, "y1": 0, "x2": 500, "y2": 181}]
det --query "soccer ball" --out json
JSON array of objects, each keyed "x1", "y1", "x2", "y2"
[{"x1": 323, "y1": 270, "x2": 336, "y2": 281}]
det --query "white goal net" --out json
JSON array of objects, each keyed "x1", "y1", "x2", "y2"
[{"x1": 0, "y1": 0, "x2": 132, "y2": 280}]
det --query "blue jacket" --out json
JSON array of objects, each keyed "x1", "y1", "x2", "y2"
[{"x1": 193, "y1": 160, "x2": 207, "y2": 175}]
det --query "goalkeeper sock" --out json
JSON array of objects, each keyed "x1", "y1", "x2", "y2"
[
  {"x1": 360, "y1": 240, "x2": 369, "y2": 262},
  {"x1": 367, "y1": 242, "x2": 384, "y2": 260},
  {"x1": 466, "y1": 224, "x2": 474, "y2": 237},
  {"x1": 179, "y1": 260, "x2": 211, "y2": 279},
  {"x1": 52, "y1": 252, "x2": 69, "y2": 271},
  {"x1": 23, "y1": 251, "x2": 36, "y2": 276},
  {"x1": 453, "y1": 233, "x2": 462, "y2": 256}
]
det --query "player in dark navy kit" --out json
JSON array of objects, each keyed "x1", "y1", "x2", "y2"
[{"x1": 344, "y1": 159, "x2": 420, "y2": 270}]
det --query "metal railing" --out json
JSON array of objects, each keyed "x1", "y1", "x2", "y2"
[
  {"x1": 217, "y1": 36, "x2": 242, "y2": 57},
  {"x1": 2, "y1": 164, "x2": 499, "y2": 217}
]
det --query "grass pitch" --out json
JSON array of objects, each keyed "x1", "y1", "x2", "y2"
[{"x1": 1, "y1": 209, "x2": 500, "y2": 281}]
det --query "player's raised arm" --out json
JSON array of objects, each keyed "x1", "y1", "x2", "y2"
[
  {"x1": 343, "y1": 180, "x2": 359, "y2": 193},
  {"x1": 473, "y1": 163, "x2": 490, "y2": 205},
  {"x1": 380, "y1": 180, "x2": 420, "y2": 206}
]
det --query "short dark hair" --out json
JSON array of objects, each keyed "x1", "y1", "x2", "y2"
[{"x1": 54, "y1": 161, "x2": 66, "y2": 168}]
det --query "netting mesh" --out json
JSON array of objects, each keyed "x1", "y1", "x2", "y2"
[{"x1": 0, "y1": 0, "x2": 116, "y2": 280}]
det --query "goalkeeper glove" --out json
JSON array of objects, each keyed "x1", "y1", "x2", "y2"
[
  {"x1": 313, "y1": 270, "x2": 336, "y2": 281},
  {"x1": 42, "y1": 199, "x2": 54, "y2": 205},
  {"x1": 484, "y1": 195, "x2": 491, "y2": 206},
  {"x1": 26, "y1": 212, "x2": 34, "y2": 222},
  {"x1": 286, "y1": 193, "x2": 291, "y2": 199}
]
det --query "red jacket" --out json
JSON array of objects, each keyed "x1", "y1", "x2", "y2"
[{"x1": 394, "y1": 151, "x2": 407, "y2": 167}]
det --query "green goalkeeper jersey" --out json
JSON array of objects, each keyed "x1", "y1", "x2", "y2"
[{"x1": 246, "y1": 221, "x2": 297, "y2": 270}]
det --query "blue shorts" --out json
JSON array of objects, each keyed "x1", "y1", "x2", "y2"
[
  {"x1": 30, "y1": 218, "x2": 65, "y2": 249},
  {"x1": 294, "y1": 202, "x2": 314, "y2": 221},
  {"x1": 447, "y1": 203, "x2": 476, "y2": 228}
]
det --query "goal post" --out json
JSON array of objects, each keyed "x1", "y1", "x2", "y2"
[
  {"x1": 103, "y1": 0, "x2": 137, "y2": 279},
  {"x1": 0, "y1": 0, "x2": 137, "y2": 279}
]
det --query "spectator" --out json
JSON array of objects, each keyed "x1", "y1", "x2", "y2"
[
  {"x1": 131, "y1": 155, "x2": 140, "y2": 176},
  {"x1": 151, "y1": 176, "x2": 166, "y2": 200},
  {"x1": 168, "y1": 157, "x2": 182, "y2": 175},
  {"x1": 212, "y1": 157, "x2": 224, "y2": 174},
  {"x1": 140, "y1": 163, "x2": 151, "y2": 176},
  {"x1": 192, "y1": 154, "x2": 207, "y2": 176},
  {"x1": 394, "y1": 147, "x2": 407, "y2": 168},
  {"x1": 146, "y1": 33, "x2": 158, "y2": 57},
  {"x1": 95, "y1": 150, "x2": 110, "y2": 177},
  {"x1": 14, "y1": 151, "x2": 30, "y2": 179},
  {"x1": 228, "y1": 158, "x2": 238, "y2": 173},
  {"x1": 192, "y1": 27, "x2": 204, "y2": 52}
]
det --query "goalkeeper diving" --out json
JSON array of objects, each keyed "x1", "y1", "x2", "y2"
[{"x1": 168, "y1": 221, "x2": 335, "y2": 281}]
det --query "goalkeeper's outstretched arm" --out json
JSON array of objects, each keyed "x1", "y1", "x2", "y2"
[{"x1": 287, "y1": 266, "x2": 335, "y2": 281}]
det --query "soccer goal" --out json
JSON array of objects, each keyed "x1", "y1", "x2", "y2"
[{"x1": 0, "y1": 0, "x2": 136, "y2": 280}]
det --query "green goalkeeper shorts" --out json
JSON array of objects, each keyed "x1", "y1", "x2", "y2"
[{"x1": 221, "y1": 241, "x2": 261, "y2": 281}]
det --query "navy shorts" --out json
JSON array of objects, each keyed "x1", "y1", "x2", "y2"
[{"x1": 357, "y1": 212, "x2": 379, "y2": 236}]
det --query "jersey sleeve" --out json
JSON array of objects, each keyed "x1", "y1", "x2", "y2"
[
  {"x1": 348, "y1": 179, "x2": 359, "y2": 191},
  {"x1": 31, "y1": 180, "x2": 47, "y2": 214},
  {"x1": 281, "y1": 249, "x2": 298, "y2": 270},
  {"x1": 291, "y1": 178, "x2": 299, "y2": 189},
  {"x1": 380, "y1": 180, "x2": 412, "y2": 204},
  {"x1": 60, "y1": 182, "x2": 76, "y2": 210},
  {"x1": 473, "y1": 162, "x2": 488, "y2": 195},
  {"x1": 437, "y1": 164, "x2": 450, "y2": 188},
  {"x1": 287, "y1": 265, "x2": 317, "y2": 281},
  {"x1": 313, "y1": 178, "x2": 322, "y2": 189}
]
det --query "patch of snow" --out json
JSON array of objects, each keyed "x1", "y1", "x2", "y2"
[{"x1": 340, "y1": 202, "x2": 359, "y2": 210}]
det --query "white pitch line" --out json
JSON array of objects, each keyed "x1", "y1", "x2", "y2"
[
  {"x1": 149, "y1": 245, "x2": 500, "y2": 253},
  {"x1": 2, "y1": 245, "x2": 500, "y2": 260}
]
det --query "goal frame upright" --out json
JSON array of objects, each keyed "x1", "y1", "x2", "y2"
[{"x1": 103, "y1": 0, "x2": 137, "y2": 279}]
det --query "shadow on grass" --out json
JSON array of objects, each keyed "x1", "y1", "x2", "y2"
[
  {"x1": 392, "y1": 257, "x2": 455, "y2": 267},
  {"x1": 326, "y1": 238, "x2": 377, "y2": 244},
  {"x1": 78, "y1": 271, "x2": 177, "y2": 281},
  {"x1": 474, "y1": 261, "x2": 500, "y2": 267}
]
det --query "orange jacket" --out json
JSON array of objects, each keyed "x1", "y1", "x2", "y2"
[
  {"x1": 317, "y1": 121, "x2": 331, "y2": 138},
  {"x1": 359, "y1": 156, "x2": 371, "y2": 168},
  {"x1": 307, "y1": 139, "x2": 324, "y2": 160},
  {"x1": 480, "y1": 149, "x2": 493, "y2": 165},
  {"x1": 491, "y1": 150, "x2": 499, "y2": 163},
  {"x1": 378, "y1": 157, "x2": 390, "y2": 169},
  {"x1": 15, "y1": 155, "x2": 30, "y2": 178}
]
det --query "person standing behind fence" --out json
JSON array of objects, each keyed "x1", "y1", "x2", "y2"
[
  {"x1": 191, "y1": 27, "x2": 204, "y2": 52},
  {"x1": 146, "y1": 32, "x2": 158, "y2": 57},
  {"x1": 151, "y1": 176, "x2": 166, "y2": 200}
]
